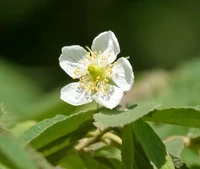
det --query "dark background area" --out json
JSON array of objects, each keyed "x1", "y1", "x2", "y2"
[{"x1": 1, "y1": 0, "x2": 200, "y2": 91}]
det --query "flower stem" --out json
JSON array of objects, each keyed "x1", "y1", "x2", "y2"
[
  {"x1": 101, "y1": 132, "x2": 122, "y2": 145},
  {"x1": 163, "y1": 135, "x2": 190, "y2": 146},
  {"x1": 74, "y1": 128, "x2": 108, "y2": 151}
]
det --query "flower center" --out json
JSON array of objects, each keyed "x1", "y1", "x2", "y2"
[
  {"x1": 74, "y1": 48, "x2": 114, "y2": 94},
  {"x1": 82, "y1": 63, "x2": 113, "y2": 93},
  {"x1": 87, "y1": 64, "x2": 104, "y2": 80}
]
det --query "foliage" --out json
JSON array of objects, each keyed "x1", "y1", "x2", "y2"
[{"x1": 0, "y1": 58, "x2": 200, "y2": 168}]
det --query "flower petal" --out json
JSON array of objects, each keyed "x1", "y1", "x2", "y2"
[
  {"x1": 60, "y1": 82, "x2": 93, "y2": 106},
  {"x1": 59, "y1": 45, "x2": 88, "y2": 78},
  {"x1": 91, "y1": 31, "x2": 120, "y2": 64},
  {"x1": 111, "y1": 57, "x2": 134, "y2": 91},
  {"x1": 93, "y1": 85, "x2": 123, "y2": 109}
]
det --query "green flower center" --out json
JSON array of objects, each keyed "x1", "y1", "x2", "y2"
[
  {"x1": 75, "y1": 50, "x2": 114, "y2": 93},
  {"x1": 88, "y1": 64, "x2": 104, "y2": 80}
]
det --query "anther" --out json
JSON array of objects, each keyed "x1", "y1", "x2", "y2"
[{"x1": 103, "y1": 78, "x2": 108, "y2": 84}]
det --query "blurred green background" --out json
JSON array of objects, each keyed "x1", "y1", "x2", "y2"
[
  {"x1": 1, "y1": 1, "x2": 200, "y2": 168},
  {"x1": 1, "y1": 0, "x2": 200, "y2": 120}
]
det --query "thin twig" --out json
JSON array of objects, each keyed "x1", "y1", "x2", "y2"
[{"x1": 101, "y1": 132, "x2": 122, "y2": 145}]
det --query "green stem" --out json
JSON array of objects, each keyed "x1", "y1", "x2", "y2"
[
  {"x1": 163, "y1": 135, "x2": 190, "y2": 147},
  {"x1": 101, "y1": 132, "x2": 122, "y2": 145},
  {"x1": 74, "y1": 128, "x2": 108, "y2": 151},
  {"x1": 74, "y1": 137, "x2": 98, "y2": 151}
]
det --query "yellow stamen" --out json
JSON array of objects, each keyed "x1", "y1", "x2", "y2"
[{"x1": 74, "y1": 47, "x2": 114, "y2": 94}]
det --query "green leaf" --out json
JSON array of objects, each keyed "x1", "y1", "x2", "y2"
[
  {"x1": 22, "y1": 110, "x2": 95, "y2": 153},
  {"x1": 81, "y1": 153, "x2": 99, "y2": 169},
  {"x1": 150, "y1": 124, "x2": 188, "y2": 157},
  {"x1": 10, "y1": 121, "x2": 36, "y2": 136},
  {"x1": 133, "y1": 119, "x2": 175, "y2": 169},
  {"x1": 134, "y1": 142, "x2": 154, "y2": 169},
  {"x1": 109, "y1": 159, "x2": 124, "y2": 169},
  {"x1": 151, "y1": 124, "x2": 189, "y2": 140},
  {"x1": 94, "y1": 102, "x2": 160, "y2": 127},
  {"x1": 95, "y1": 146, "x2": 121, "y2": 161},
  {"x1": 59, "y1": 151, "x2": 86, "y2": 169},
  {"x1": 0, "y1": 133, "x2": 38, "y2": 169},
  {"x1": 95, "y1": 146, "x2": 123, "y2": 169},
  {"x1": 0, "y1": 163, "x2": 9, "y2": 169},
  {"x1": 144, "y1": 107, "x2": 200, "y2": 128},
  {"x1": 181, "y1": 148, "x2": 200, "y2": 167},
  {"x1": 0, "y1": 127, "x2": 55, "y2": 169},
  {"x1": 187, "y1": 128, "x2": 200, "y2": 139},
  {"x1": 80, "y1": 153, "x2": 111, "y2": 169},
  {"x1": 121, "y1": 124, "x2": 134, "y2": 169},
  {"x1": 165, "y1": 138, "x2": 185, "y2": 158}
]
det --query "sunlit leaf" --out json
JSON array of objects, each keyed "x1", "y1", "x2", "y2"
[
  {"x1": 22, "y1": 109, "x2": 95, "y2": 155},
  {"x1": 144, "y1": 107, "x2": 200, "y2": 128},
  {"x1": 94, "y1": 102, "x2": 160, "y2": 127}
]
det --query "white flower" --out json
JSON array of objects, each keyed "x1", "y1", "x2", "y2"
[{"x1": 59, "y1": 31, "x2": 134, "y2": 109}]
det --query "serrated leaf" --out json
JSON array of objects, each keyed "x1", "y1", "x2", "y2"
[
  {"x1": 144, "y1": 107, "x2": 200, "y2": 128},
  {"x1": 121, "y1": 124, "x2": 134, "y2": 169},
  {"x1": 0, "y1": 133, "x2": 38, "y2": 169},
  {"x1": 133, "y1": 119, "x2": 175, "y2": 169},
  {"x1": 22, "y1": 110, "x2": 95, "y2": 151},
  {"x1": 94, "y1": 102, "x2": 160, "y2": 127}
]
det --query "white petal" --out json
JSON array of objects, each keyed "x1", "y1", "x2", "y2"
[
  {"x1": 59, "y1": 45, "x2": 88, "y2": 78},
  {"x1": 93, "y1": 85, "x2": 123, "y2": 109},
  {"x1": 91, "y1": 31, "x2": 120, "y2": 64},
  {"x1": 111, "y1": 57, "x2": 134, "y2": 91},
  {"x1": 60, "y1": 82, "x2": 93, "y2": 106}
]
